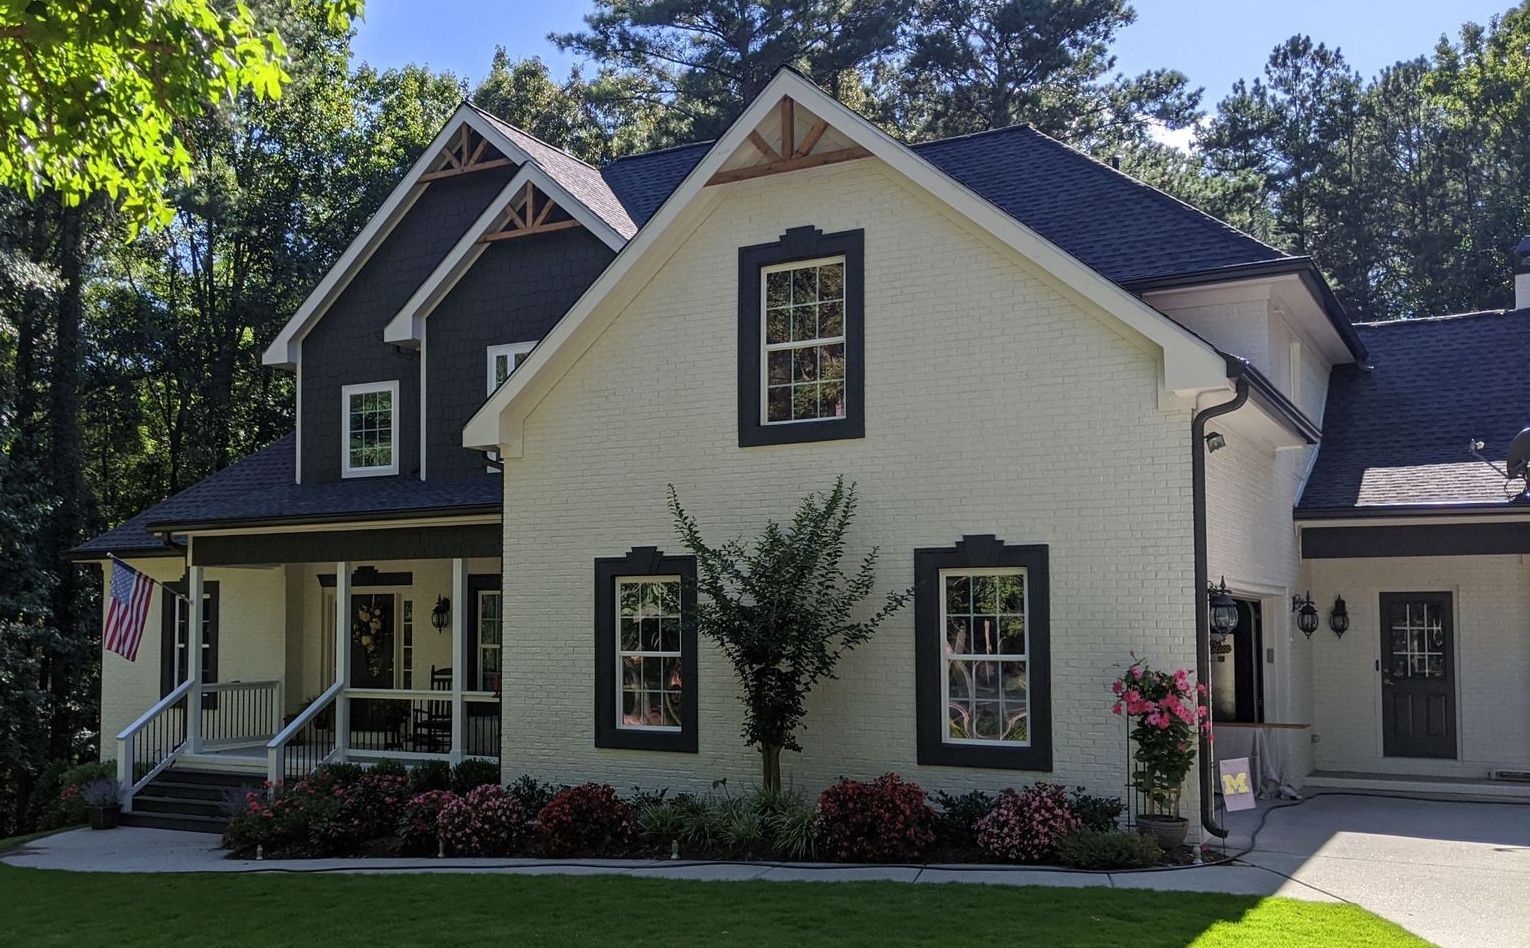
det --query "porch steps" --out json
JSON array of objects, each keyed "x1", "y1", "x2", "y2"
[{"x1": 122, "y1": 767, "x2": 263, "y2": 835}]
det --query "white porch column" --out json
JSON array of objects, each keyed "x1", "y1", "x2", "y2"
[
  {"x1": 334, "y1": 562, "x2": 352, "y2": 758},
  {"x1": 185, "y1": 565, "x2": 205, "y2": 752},
  {"x1": 450, "y1": 558, "x2": 467, "y2": 763}
]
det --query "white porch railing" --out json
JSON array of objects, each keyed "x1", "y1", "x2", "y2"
[
  {"x1": 266, "y1": 680, "x2": 343, "y2": 785},
  {"x1": 116, "y1": 679, "x2": 192, "y2": 812},
  {"x1": 200, "y1": 679, "x2": 283, "y2": 750}
]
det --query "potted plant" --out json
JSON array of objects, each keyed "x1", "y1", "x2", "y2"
[
  {"x1": 1110, "y1": 659, "x2": 1211, "y2": 849},
  {"x1": 81, "y1": 777, "x2": 124, "y2": 830}
]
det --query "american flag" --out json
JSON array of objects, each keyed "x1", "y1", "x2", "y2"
[{"x1": 104, "y1": 560, "x2": 155, "y2": 662}]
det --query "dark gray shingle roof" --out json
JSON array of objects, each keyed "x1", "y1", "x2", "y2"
[
  {"x1": 72, "y1": 434, "x2": 502, "y2": 557},
  {"x1": 600, "y1": 126, "x2": 1291, "y2": 284},
  {"x1": 1298, "y1": 309, "x2": 1530, "y2": 511}
]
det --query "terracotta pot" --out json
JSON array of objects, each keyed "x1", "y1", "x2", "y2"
[
  {"x1": 87, "y1": 805, "x2": 121, "y2": 830},
  {"x1": 1135, "y1": 814, "x2": 1188, "y2": 850}
]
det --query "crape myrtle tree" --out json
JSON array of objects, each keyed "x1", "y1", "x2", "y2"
[{"x1": 668, "y1": 477, "x2": 911, "y2": 790}]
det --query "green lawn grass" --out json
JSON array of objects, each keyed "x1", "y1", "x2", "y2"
[{"x1": 0, "y1": 863, "x2": 1426, "y2": 947}]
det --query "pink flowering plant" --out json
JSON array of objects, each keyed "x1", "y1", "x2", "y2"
[
  {"x1": 1110, "y1": 659, "x2": 1211, "y2": 817},
  {"x1": 974, "y1": 782, "x2": 1080, "y2": 863},
  {"x1": 398, "y1": 789, "x2": 458, "y2": 855},
  {"x1": 438, "y1": 785, "x2": 529, "y2": 856}
]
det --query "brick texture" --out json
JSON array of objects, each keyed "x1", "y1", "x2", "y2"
[{"x1": 498, "y1": 159, "x2": 1201, "y2": 807}]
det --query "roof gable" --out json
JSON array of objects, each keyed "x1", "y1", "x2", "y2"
[
  {"x1": 263, "y1": 103, "x2": 638, "y2": 369},
  {"x1": 464, "y1": 69, "x2": 1231, "y2": 454}
]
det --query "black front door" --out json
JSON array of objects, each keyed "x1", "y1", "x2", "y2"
[{"x1": 1380, "y1": 592, "x2": 1457, "y2": 759}]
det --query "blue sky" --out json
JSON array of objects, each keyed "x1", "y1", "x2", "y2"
[{"x1": 353, "y1": 0, "x2": 1511, "y2": 106}]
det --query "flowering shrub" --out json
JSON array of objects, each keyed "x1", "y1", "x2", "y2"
[
  {"x1": 535, "y1": 783, "x2": 636, "y2": 857},
  {"x1": 1110, "y1": 659, "x2": 1212, "y2": 817},
  {"x1": 398, "y1": 790, "x2": 457, "y2": 854},
  {"x1": 816, "y1": 773, "x2": 936, "y2": 862},
  {"x1": 438, "y1": 784, "x2": 528, "y2": 856},
  {"x1": 975, "y1": 782, "x2": 1080, "y2": 863},
  {"x1": 222, "y1": 765, "x2": 411, "y2": 858}
]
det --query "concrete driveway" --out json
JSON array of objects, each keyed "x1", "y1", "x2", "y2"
[{"x1": 1221, "y1": 792, "x2": 1530, "y2": 948}]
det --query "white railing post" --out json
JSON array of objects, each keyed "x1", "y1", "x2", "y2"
[
  {"x1": 334, "y1": 561, "x2": 352, "y2": 761},
  {"x1": 117, "y1": 741, "x2": 133, "y2": 810},
  {"x1": 450, "y1": 558, "x2": 466, "y2": 764},
  {"x1": 273, "y1": 679, "x2": 285, "y2": 736},
  {"x1": 185, "y1": 565, "x2": 205, "y2": 753}
]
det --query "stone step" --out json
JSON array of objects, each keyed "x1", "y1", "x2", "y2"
[
  {"x1": 132, "y1": 794, "x2": 230, "y2": 819},
  {"x1": 120, "y1": 812, "x2": 227, "y2": 835}
]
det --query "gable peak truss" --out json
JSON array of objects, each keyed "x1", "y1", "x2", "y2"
[
  {"x1": 419, "y1": 123, "x2": 513, "y2": 182},
  {"x1": 707, "y1": 95, "x2": 870, "y2": 186},
  {"x1": 481, "y1": 181, "x2": 581, "y2": 243}
]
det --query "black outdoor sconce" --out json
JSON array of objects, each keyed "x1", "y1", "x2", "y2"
[
  {"x1": 1329, "y1": 595, "x2": 1349, "y2": 638},
  {"x1": 1208, "y1": 577, "x2": 1239, "y2": 635},
  {"x1": 431, "y1": 595, "x2": 452, "y2": 633},
  {"x1": 1292, "y1": 591, "x2": 1320, "y2": 638}
]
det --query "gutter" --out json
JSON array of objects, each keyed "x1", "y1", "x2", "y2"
[
  {"x1": 145, "y1": 503, "x2": 502, "y2": 534},
  {"x1": 1190, "y1": 377, "x2": 1248, "y2": 840},
  {"x1": 1223, "y1": 355, "x2": 1321, "y2": 445}
]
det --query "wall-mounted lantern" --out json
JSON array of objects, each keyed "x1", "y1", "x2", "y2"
[
  {"x1": 431, "y1": 595, "x2": 452, "y2": 634},
  {"x1": 1208, "y1": 577, "x2": 1239, "y2": 635},
  {"x1": 1328, "y1": 595, "x2": 1349, "y2": 638},
  {"x1": 1292, "y1": 591, "x2": 1320, "y2": 638}
]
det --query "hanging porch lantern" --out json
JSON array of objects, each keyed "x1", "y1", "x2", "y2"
[{"x1": 1207, "y1": 577, "x2": 1239, "y2": 635}]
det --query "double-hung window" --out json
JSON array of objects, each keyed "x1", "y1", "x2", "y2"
[
  {"x1": 738, "y1": 226, "x2": 864, "y2": 446},
  {"x1": 594, "y1": 547, "x2": 697, "y2": 752},
  {"x1": 477, "y1": 588, "x2": 502, "y2": 693},
  {"x1": 487, "y1": 342, "x2": 536, "y2": 395},
  {"x1": 914, "y1": 536, "x2": 1052, "y2": 770},
  {"x1": 341, "y1": 380, "x2": 398, "y2": 477}
]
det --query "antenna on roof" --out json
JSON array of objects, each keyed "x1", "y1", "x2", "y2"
[{"x1": 1468, "y1": 427, "x2": 1530, "y2": 500}]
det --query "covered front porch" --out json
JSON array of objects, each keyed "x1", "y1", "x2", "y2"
[{"x1": 110, "y1": 521, "x2": 504, "y2": 808}]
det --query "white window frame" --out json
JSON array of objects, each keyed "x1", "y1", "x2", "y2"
[
  {"x1": 486, "y1": 341, "x2": 537, "y2": 396},
  {"x1": 940, "y1": 566, "x2": 1032, "y2": 748},
  {"x1": 759, "y1": 255, "x2": 848, "y2": 427},
  {"x1": 616, "y1": 574, "x2": 683, "y2": 732},
  {"x1": 476, "y1": 588, "x2": 502, "y2": 692},
  {"x1": 340, "y1": 380, "x2": 399, "y2": 477}
]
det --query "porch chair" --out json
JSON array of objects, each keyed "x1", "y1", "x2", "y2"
[{"x1": 409, "y1": 666, "x2": 453, "y2": 754}]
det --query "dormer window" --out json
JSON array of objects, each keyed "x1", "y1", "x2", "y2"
[
  {"x1": 341, "y1": 380, "x2": 398, "y2": 477},
  {"x1": 738, "y1": 226, "x2": 864, "y2": 447},
  {"x1": 487, "y1": 341, "x2": 536, "y2": 394}
]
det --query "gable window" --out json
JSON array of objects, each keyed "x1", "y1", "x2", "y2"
[
  {"x1": 487, "y1": 342, "x2": 536, "y2": 395},
  {"x1": 914, "y1": 536, "x2": 1051, "y2": 770},
  {"x1": 594, "y1": 547, "x2": 697, "y2": 752},
  {"x1": 161, "y1": 580, "x2": 219, "y2": 705},
  {"x1": 738, "y1": 226, "x2": 864, "y2": 446},
  {"x1": 341, "y1": 380, "x2": 398, "y2": 477}
]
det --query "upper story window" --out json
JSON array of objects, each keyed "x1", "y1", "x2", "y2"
[
  {"x1": 914, "y1": 535, "x2": 1052, "y2": 771},
  {"x1": 341, "y1": 380, "x2": 398, "y2": 477},
  {"x1": 738, "y1": 226, "x2": 864, "y2": 447},
  {"x1": 487, "y1": 341, "x2": 536, "y2": 395},
  {"x1": 594, "y1": 547, "x2": 697, "y2": 753}
]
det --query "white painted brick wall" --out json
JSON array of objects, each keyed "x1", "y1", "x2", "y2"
[
  {"x1": 499, "y1": 159, "x2": 1202, "y2": 809},
  {"x1": 1305, "y1": 554, "x2": 1530, "y2": 777}
]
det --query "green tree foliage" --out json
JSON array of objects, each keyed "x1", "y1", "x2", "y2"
[
  {"x1": 0, "y1": 0, "x2": 364, "y2": 233},
  {"x1": 471, "y1": 51, "x2": 664, "y2": 164},
  {"x1": 552, "y1": 0, "x2": 906, "y2": 142},
  {"x1": 668, "y1": 478, "x2": 910, "y2": 790},
  {"x1": 890, "y1": 0, "x2": 1200, "y2": 148}
]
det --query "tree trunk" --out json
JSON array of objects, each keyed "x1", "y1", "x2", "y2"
[
  {"x1": 46, "y1": 198, "x2": 86, "y2": 760},
  {"x1": 762, "y1": 744, "x2": 782, "y2": 792}
]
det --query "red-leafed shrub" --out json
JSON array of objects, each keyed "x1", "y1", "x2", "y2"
[
  {"x1": 975, "y1": 782, "x2": 1080, "y2": 863},
  {"x1": 535, "y1": 783, "x2": 637, "y2": 856},
  {"x1": 815, "y1": 773, "x2": 936, "y2": 862},
  {"x1": 438, "y1": 785, "x2": 528, "y2": 856},
  {"x1": 398, "y1": 789, "x2": 457, "y2": 855}
]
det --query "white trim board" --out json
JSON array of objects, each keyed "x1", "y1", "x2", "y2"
[
  {"x1": 382, "y1": 165, "x2": 628, "y2": 346},
  {"x1": 463, "y1": 68, "x2": 1231, "y2": 454},
  {"x1": 262, "y1": 104, "x2": 608, "y2": 369}
]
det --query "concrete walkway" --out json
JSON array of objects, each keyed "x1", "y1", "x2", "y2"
[{"x1": 6, "y1": 792, "x2": 1527, "y2": 947}]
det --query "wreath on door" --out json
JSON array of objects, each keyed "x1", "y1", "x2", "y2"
[{"x1": 352, "y1": 600, "x2": 390, "y2": 680}]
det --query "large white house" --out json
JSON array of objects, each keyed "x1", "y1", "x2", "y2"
[{"x1": 78, "y1": 71, "x2": 1530, "y2": 836}]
